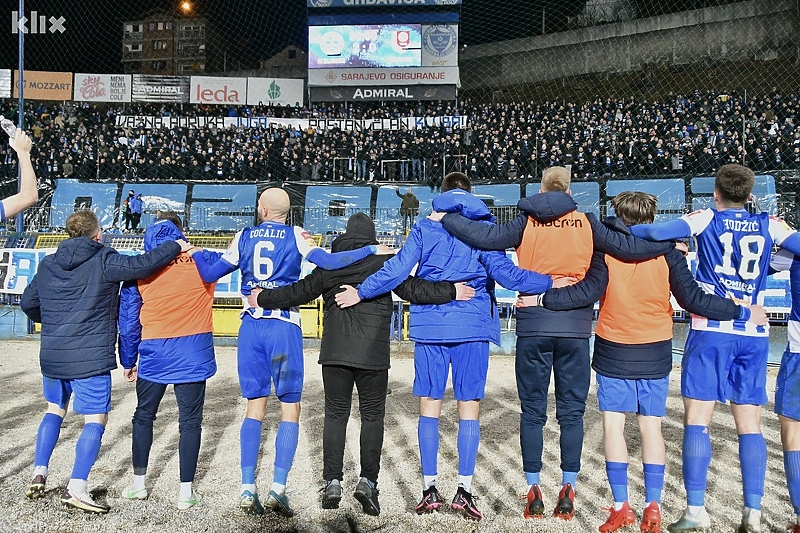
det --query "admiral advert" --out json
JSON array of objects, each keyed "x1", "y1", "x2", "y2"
[
  {"x1": 132, "y1": 75, "x2": 190, "y2": 103},
  {"x1": 310, "y1": 85, "x2": 457, "y2": 101}
]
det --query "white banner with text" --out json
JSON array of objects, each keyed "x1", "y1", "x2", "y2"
[{"x1": 115, "y1": 114, "x2": 468, "y2": 131}]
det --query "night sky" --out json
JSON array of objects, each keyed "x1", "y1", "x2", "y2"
[
  {"x1": 0, "y1": 0, "x2": 589, "y2": 75},
  {"x1": 0, "y1": 1, "x2": 728, "y2": 75}
]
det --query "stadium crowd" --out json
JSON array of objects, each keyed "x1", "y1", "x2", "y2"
[{"x1": 2, "y1": 89, "x2": 800, "y2": 188}]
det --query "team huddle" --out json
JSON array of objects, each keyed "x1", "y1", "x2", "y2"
[{"x1": 12, "y1": 159, "x2": 800, "y2": 533}]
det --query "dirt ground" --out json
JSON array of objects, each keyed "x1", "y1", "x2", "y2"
[{"x1": 0, "y1": 339, "x2": 794, "y2": 533}]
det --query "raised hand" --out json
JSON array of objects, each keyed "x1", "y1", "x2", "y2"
[{"x1": 8, "y1": 130, "x2": 32, "y2": 155}]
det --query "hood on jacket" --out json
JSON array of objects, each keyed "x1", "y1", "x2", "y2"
[
  {"x1": 332, "y1": 212, "x2": 378, "y2": 253},
  {"x1": 517, "y1": 191, "x2": 577, "y2": 222},
  {"x1": 430, "y1": 189, "x2": 496, "y2": 222},
  {"x1": 602, "y1": 216, "x2": 631, "y2": 235},
  {"x1": 144, "y1": 219, "x2": 185, "y2": 252},
  {"x1": 55, "y1": 237, "x2": 105, "y2": 271}
]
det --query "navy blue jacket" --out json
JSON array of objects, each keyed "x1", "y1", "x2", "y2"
[
  {"x1": 542, "y1": 217, "x2": 746, "y2": 379},
  {"x1": 20, "y1": 237, "x2": 180, "y2": 380},
  {"x1": 436, "y1": 191, "x2": 674, "y2": 338}
]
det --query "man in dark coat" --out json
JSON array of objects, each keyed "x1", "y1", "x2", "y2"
[
  {"x1": 248, "y1": 212, "x2": 473, "y2": 516},
  {"x1": 20, "y1": 210, "x2": 189, "y2": 514},
  {"x1": 395, "y1": 187, "x2": 419, "y2": 234}
]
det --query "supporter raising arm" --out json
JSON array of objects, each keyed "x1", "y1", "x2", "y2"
[{"x1": 3, "y1": 131, "x2": 39, "y2": 221}]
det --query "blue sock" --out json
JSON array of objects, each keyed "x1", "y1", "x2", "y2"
[
  {"x1": 240, "y1": 418, "x2": 262, "y2": 485},
  {"x1": 273, "y1": 421, "x2": 299, "y2": 486},
  {"x1": 682, "y1": 425, "x2": 711, "y2": 507},
  {"x1": 562, "y1": 471, "x2": 578, "y2": 487},
  {"x1": 457, "y1": 419, "x2": 480, "y2": 476},
  {"x1": 34, "y1": 413, "x2": 63, "y2": 469},
  {"x1": 785, "y1": 450, "x2": 800, "y2": 516},
  {"x1": 70, "y1": 423, "x2": 105, "y2": 481},
  {"x1": 643, "y1": 463, "x2": 665, "y2": 504},
  {"x1": 525, "y1": 472, "x2": 541, "y2": 486},
  {"x1": 418, "y1": 416, "x2": 439, "y2": 477},
  {"x1": 739, "y1": 433, "x2": 766, "y2": 511},
  {"x1": 605, "y1": 462, "x2": 628, "y2": 503}
]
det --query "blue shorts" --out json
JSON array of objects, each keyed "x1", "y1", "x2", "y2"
[
  {"x1": 42, "y1": 373, "x2": 111, "y2": 415},
  {"x1": 237, "y1": 315, "x2": 304, "y2": 403},
  {"x1": 413, "y1": 341, "x2": 489, "y2": 401},
  {"x1": 681, "y1": 329, "x2": 769, "y2": 405},
  {"x1": 776, "y1": 348, "x2": 800, "y2": 421},
  {"x1": 596, "y1": 374, "x2": 669, "y2": 416}
]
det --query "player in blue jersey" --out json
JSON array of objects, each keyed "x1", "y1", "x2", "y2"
[
  {"x1": 335, "y1": 172, "x2": 564, "y2": 521},
  {"x1": 2, "y1": 131, "x2": 39, "y2": 221},
  {"x1": 188, "y1": 188, "x2": 390, "y2": 517},
  {"x1": 770, "y1": 250, "x2": 800, "y2": 533},
  {"x1": 631, "y1": 164, "x2": 800, "y2": 533}
]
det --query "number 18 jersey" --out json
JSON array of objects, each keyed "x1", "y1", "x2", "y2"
[
  {"x1": 221, "y1": 221, "x2": 318, "y2": 326},
  {"x1": 682, "y1": 208, "x2": 793, "y2": 336}
]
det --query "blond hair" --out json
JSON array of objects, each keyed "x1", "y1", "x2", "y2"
[
  {"x1": 541, "y1": 166, "x2": 571, "y2": 192},
  {"x1": 611, "y1": 191, "x2": 658, "y2": 226},
  {"x1": 66, "y1": 210, "x2": 101, "y2": 238}
]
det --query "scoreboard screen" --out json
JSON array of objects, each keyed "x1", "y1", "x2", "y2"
[{"x1": 308, "y1": 24, "x2": 422, "y2": 69}]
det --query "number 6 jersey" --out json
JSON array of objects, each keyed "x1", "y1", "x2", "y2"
[
  {"x1": 682, "y1": 208, "x2": 794, "y2": 336},
  {"x1": 222, "y1": 222, "x2": 319, "y2": 325}
]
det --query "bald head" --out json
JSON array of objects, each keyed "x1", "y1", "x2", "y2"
[{"x1": 259, "y1": 188, "x2": 290, "y2": 222}]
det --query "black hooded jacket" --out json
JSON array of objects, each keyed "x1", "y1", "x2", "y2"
[{"x1": 256, "y1": 213, "x2": 456, "y2": 370}]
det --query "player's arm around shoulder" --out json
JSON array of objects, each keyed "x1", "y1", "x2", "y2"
[
  {"x1": 440, "y1": 212, "x2": 525, "y2": 251},
  {"x1": 358, "y1": 226, "x2": 423, "y2": 300},
  {"x1": 665, "y1": 247, "x2": 740, "y2": 321},
  {"x1": 591, "y1": 213, "x2": 676, "y2": 260},
  {"x1": 103, "y1": 240, "x2": 184, "y2": 283}
]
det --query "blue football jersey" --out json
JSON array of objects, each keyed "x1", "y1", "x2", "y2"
[
  {"x1": 221, "y1": 222, "x2": 318, "y2": 325},
  {"x1": 683, "y1": 208, "x2": 794, "y2": 336}
]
